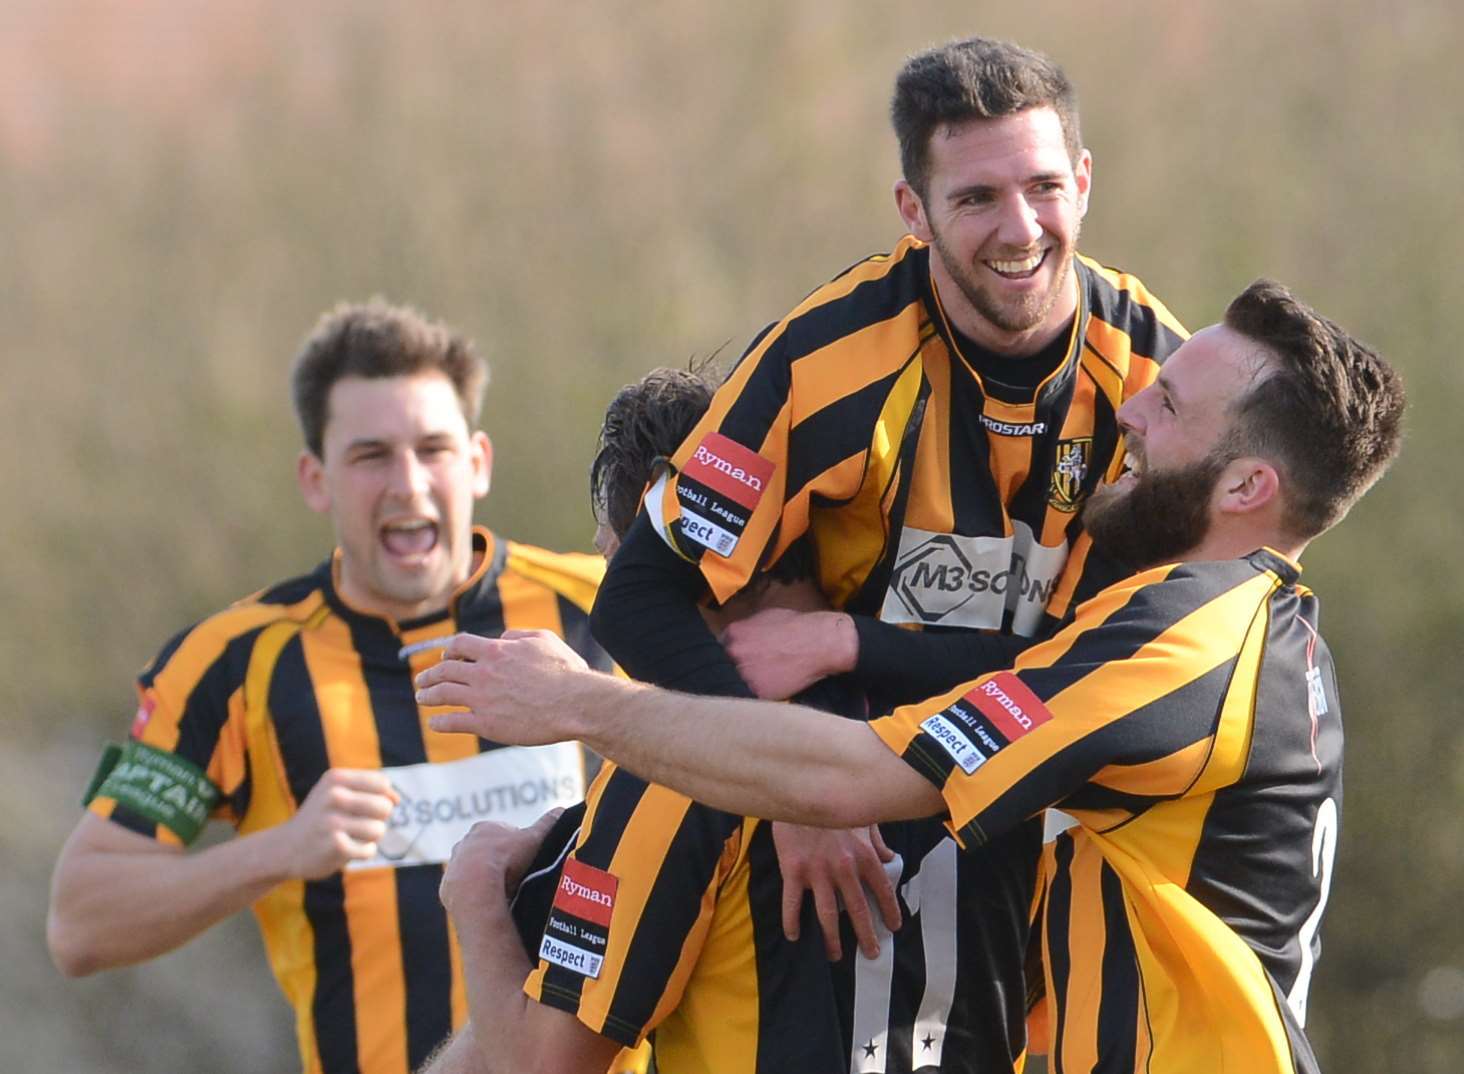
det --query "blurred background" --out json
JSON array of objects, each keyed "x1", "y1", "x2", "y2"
[{"x1": 2, "y1": 1, "x2": 1460, "y2": 1070}]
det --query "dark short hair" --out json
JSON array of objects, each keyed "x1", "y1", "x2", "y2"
[
  {"x1": 1222, "y1": 279, "x2": 1405, "y2": 540},
  {"x1": 891, "y1": 36, "x2": 1081, "y2": 200},
  {"x1": 590, "y1": 367, "x2": 715, "y2": 540},
  {"x1": 290, "y1": 299, "x2": 488, "y2": 458}
]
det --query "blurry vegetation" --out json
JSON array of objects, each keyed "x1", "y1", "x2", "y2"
[{"x1": 1, "y1": 1, "x2": 1460, "y2": 1070}]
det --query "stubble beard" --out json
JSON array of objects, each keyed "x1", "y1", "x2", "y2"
[
  {"x1": 1083, "y1": 452, "x2": 1229, "y2": 572},
  {"x1": 931, "y1": 221, "x2": 1078, "y2": 338}
]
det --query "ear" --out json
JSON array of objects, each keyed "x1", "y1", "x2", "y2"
[
  {"x1": 1214, "y1": 457, "x2": 1281, "y2": 517},
  {"x1": 470, "y1": 431, "x2": 493, "y2": 499},
  {"x1": 297, "y1": 450, "x2": 331, "y2": 514},
  {"x1": 1073, "y1": 148, "x2": 1093, "y2": 219},
  {"x1": 894, "y1": 179, "x2": 935, "y2": 242}
]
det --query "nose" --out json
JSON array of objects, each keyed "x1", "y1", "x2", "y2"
[
  {"x1": 1115, "y1": 390, "x2": 1147, "y2": 436},
  {"x1": 995, "y1": 192, "x2": 1043, "y2": 248},
  {"x1": 387, "y1": 449, "x2": 432, "y2": 497}
]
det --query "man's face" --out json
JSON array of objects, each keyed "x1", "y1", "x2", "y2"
[
  {"x1": 899, "y1": 107, "x2": 1091, "y2": 355},
  {"x1": 1085, "y1": 325, "x2": 1269, "y2": 568},
  {"x1": 298, "y1": 373, "x2": 491, "y2": 621}
]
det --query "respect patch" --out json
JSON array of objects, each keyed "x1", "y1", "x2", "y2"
[
  {"x1": 85, "y1": 740, "x2": 221, "y2": 846},
  {"x1": 674, "y1": 433, "x2": 774, "y2": 558},
  {"x1": 920, "y1": 672, "x2": 1053, "y2": 773},
  {"x1": 540, "y1": 858, "x2": 618, "y2": 979}
]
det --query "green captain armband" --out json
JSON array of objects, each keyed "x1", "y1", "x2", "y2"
[{"x1": 84, "y1": 740, "x2": 222, "y2": 846}]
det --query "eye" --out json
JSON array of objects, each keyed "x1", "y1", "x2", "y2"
[{"x1": 1161, "y1": 395, "x2": 1176, "y2": 414}]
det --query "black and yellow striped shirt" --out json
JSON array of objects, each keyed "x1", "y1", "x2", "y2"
[
  {"x1": 87, "y1": 528, "x2": 610, "y2": 1074},
  {"x1": 872, "y1": 549, "x2": 1340, "y2": 1074},
  {"x1": 524, "y1": 765, "x2": 850, "y2": 1072},
  {"x1": 648, "y1": 236, "x2": 1188, "y2": 636}
]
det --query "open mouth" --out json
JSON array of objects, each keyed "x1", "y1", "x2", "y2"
[
  {"x1": 381, "y1": 518, "x2": 439, "y2": 560},
  {"x1": 985, "y1": 249, "x2": 1048, "y2": 280}
]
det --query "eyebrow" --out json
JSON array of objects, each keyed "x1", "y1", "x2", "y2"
[{"x1": 945, "y1": 171, "x2": 1069, "y2": 203}]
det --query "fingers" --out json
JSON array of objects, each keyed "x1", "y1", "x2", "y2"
[
  {"x1": 838, "y1": 873, "x2": 880, "y2": 960},
  {"x1": 325, "y1": 768, "x2": 400, "y2": 804},
  {"x1": 869, "y1": 823, "x2": 895, "y2": 863},
  {"x1": 781, "y1": 873, "x2": 803, "y2": 944},
  {"x1": 857, "y1": 846, "x2": 903, "y2": 935},
  {"x1": 415, "y1": 680, "x2": 478, "y2": 712},
  {"x1": 427, "y1": 709, "x2": 482, "y2": 735},
  {"x1": 809, "y1": 877, "x2": 845, "y2": 962}
]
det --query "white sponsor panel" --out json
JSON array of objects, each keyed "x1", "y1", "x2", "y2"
[
  {"x1": 919, "y1": 715, "x2": 986, "y2": 775},
  {"x1": 880, "y1": 520, "x2": 1067, "y2": 636},
  {"x1": 677, "y1": 506, "x2": 738, "y2": 557},
  {"x1": 349, "y1": 742, "x2": 584, "y2": 870},
  {"x1": 538, "y1": 933, "x2": 605, "y2": 979}
]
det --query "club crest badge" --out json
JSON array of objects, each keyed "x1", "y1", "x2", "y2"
[{"x1": 1049, "y1": 437, "x2": 1092, "y2": 513}]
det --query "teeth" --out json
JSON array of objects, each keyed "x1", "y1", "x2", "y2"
[
  {"x1": 384, "y1": 519, "x2": 432, "y2": 532},
  {"x1": 988, "y1": 252, "x2": 1044, "y2": 274},
  {"x1": 1123, "y1": 450, "x2": 1142, "y2": 474}
]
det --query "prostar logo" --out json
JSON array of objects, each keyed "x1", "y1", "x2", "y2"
[{"x1": 979, "y1": 414, "x2": 1047, "y2": 437}]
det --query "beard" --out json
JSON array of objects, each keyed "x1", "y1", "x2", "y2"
[
  {"x1": 1083, "y1": 451, "x2": 1229, "y2": 571},
  {"x1": 929, "y1": 220, "x2": 1078, "y2": 336}
]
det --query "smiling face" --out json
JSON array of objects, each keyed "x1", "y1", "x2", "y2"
[
  {"x1": 297, "y1": 373, "x2": 492, "y2": 621},
  {"x1": 1085, "y1": 324, "x2": 1272, "y2": 567},
  {"x1": 896, "y1": 107, "x2": 1091, "y2": 356}
]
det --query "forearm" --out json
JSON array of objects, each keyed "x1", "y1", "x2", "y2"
[
  {"x1": 853, "y1": 616, "x2": 1036, "y2": 706},
  {"x1": 452, "y1": 901, "x2": 547, "y2": 1074},
  {"x1": 566, "y1": 674, "x2": 940, "y2": 826},
  {"x1": 48, "y1": 815, "x2": 292, "y2": 975}
]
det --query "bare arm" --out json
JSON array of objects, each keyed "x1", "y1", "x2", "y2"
[
  {"x1": 416, "y1": 631, "x2": 944, "y2": 828},
  {"x1": 48, "y1": 768, "x2": 396, "y2": 976},
  {"x1": 426, "y1": 814, "x2": 622, "y2": 1074}
]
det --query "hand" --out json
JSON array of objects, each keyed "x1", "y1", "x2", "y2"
[
  {"x1": 720, "y1": 609, "x2": 858, "y2": 701},
  {"x1": 279, "y1": 768, "x2": 399, "y2": 879},
  {"x1": 771, "y1": 822, "x2": 901, "y2": 960},
  {"x1": 439, "y1": 807, "x2": 565, "y2": 918},
  {"x1": 415, "y1": 630, "x2": 592, "y2": 743}
]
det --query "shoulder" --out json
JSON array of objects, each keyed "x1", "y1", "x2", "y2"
[
  {"x1": 502, "y1": 540, "x2": 606, "y2": 615},
  {"x1": 140, "y1": 568, "x2": 329, "y2": 690},
  {"x1": 755, "y1": 237, "x2": 932, "y2": 370},
  {"x1": 1065, "y1": 556, "x2": 1285, "y2": 651},
  {"x1": 1077, "y1": 255, "x2": 1189, "y2": 359}
]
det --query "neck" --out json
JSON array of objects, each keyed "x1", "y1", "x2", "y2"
[
  {"x1": 1177, "y1": 525, "x2": 1305, "y2": 568},
  {"x1": 930, "y1": 253, "x2": 1079, "y2": 358}
]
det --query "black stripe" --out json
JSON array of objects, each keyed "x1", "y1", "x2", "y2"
[
  {"x1": 555, "y1": 593, "x2": 611, "y2": 673},
  {"x1": 305, "y1": 874, "x2": 360, "y2": 1074},
  {"x1": 944, "y1": 365, "x2": 1005, "y2": 538},
  {"x1": 258, "y1": 567, "x2": 325, "y2": 607},
  {"x1": 539, "y1": 770, "x2": 650, "y2": 1007},
  {"x1": 743, "y1": 822, "x2": 846, "y2": 1072},
  {"x1": 455, "y1": 536, "x2": 510, "y2": 636},
  {"x1": 172, "y1": 626, "x2": 267, "y2": 775},
  {"x1": 1017, "y1": 563, "x2": 1251, "y2": 702},
  {"x1": 785, "y1": 365, "x2": 907, "y2": 503},
  {"x1": 1006, "y1": 361, "x2": 1080, "y2": 531},
  {"x1": 138, "y1": 623, "x2": 198, "y2": 691},
  {"x1": 1082, "y1": 263, "x2": 1187, "y2": 362},
  {"x1": 340, "y1": 611, "x2": 456, "y2": 1062},
  {"x1": 267, "y1": 635, "x2": 331, "y2": 805},
  {"x1": 1046, "y1": 834, "x2": 1075, "y2": 1074},
  {"x1": 266, "y1": 635, "x2": 360, "y2": 1073},
  {"x1": 719, "y1": 248, "x2": 926, "y2": 450},
  {"x1": 970, "y1": 658, "x2": 1237, "y2": 842},
  {"x1": 1094, "y1": 862, "x2": 1139, "y2": 1072},
  {"x1": 397, "y1": 864, "x2": 454, "y2": 1068},
  {"x1": 602, "y1": 802, "x2": 742, "y2": 1038}
]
